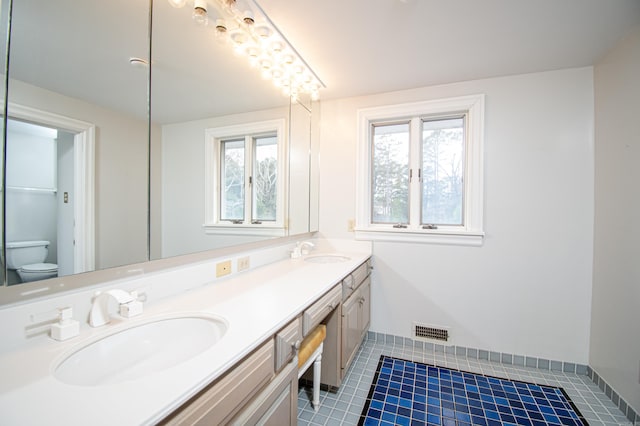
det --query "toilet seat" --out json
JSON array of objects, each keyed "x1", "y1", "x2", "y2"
[{"x1": 20, "y1": 263, "x2": 58, "y2": 273}]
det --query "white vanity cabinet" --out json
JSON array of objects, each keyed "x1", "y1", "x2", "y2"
[
  {"x1": 160, "y1": 340, "x2": 276, "y2": 425},
  {"x1": 161, "y1": 318, "x2": 302, "y2": 426},
  {"x1": 308, "y1": 258, "x2": 372, "y2": 389},
  {"x1": 341, "y1": 275, "x2": 370, "y2": 373},
  {"x1": 160, "y1": 258, "x2": 372, "y2": 425},
  {"x1": 340, "y1": 260, "x2": 371, "y2": 377}
]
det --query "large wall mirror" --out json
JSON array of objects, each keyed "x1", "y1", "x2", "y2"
[{"x1": 0, "y1": 0, "x2": 319, "y2": 304}]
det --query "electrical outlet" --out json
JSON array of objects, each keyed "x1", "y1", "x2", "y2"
[
  {"x1": 237, "y1": 256, "x2": 250, "y2": 271},
  {"x1": 347, "y1": 219, "x2": 355, "y2": 232},
  {"x1": 215, "y1": 260, "x2": 232, "y2": 278}
]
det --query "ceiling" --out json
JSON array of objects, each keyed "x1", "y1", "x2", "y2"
[
  {"x1": 5, "y1": 0, "x2": 640, "y2": 123},
  {"x1": 258, "y1": 0, "x2": 640, "y2": 100}
]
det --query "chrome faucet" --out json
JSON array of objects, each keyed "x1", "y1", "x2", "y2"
[
  {"x1": 291, "y1": 241, "x2": 315, "y2": 259},
  {"x1": 89, "y1": 289, "x2": 143, "y2": 327}
]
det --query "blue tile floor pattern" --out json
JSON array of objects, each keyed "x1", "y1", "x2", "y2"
[
  {"x1": 358, "y1": 355, "x2": 587, "y2": 426},
  {"x1": 297, "y1": 336, "x2": 633, "y2": 426}
]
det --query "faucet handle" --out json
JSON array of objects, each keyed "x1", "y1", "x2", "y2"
[
  {"x1": 300, "y1": 241, "x2": 315, "y2": 255},
  {"x1": 119, "y1": 291, "x2": 144, "y2": 318}
]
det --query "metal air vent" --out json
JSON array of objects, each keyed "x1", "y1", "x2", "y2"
[{"x1": 413, "y1": 323, "x2": 449, "y2": 342}]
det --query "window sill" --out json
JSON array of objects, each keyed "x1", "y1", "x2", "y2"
[
  {"x1": 354, "y1": 228, "x2": 484, "y2": 247},
  {"x1": 203, "y1": 224, "x2": 286, "y2": 237}
]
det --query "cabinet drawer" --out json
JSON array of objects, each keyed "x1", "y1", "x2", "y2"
[
  {"x1": 162, "y1": 340, "x2": 275, "y2": 426},
  {"x1": 275, "y1": 317, "x2": 302, "y2": 372},
  {"x1": 231, "y1": 358, "x2": 298, "y2": 425},
  {"x1": 342, "y1": 259, "x2": 371, "y2": 300},
  {"x1": 351, "y1": 260, "x2": 371, "y2": 288},
  {"x1": 302, "y1": 284, "x2": 341, "y2": 336}
]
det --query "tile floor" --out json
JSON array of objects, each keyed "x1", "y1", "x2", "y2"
[{"x1": 297, "y1": 337, "x2": 633, "y2": 426}]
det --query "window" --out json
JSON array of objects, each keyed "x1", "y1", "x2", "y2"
[
  {"x1": 205, "y1": 119, "x2": 286, "y2": 236},
  {"x1": 356, "y1": 95, "x2": 484, "y2": 246}
]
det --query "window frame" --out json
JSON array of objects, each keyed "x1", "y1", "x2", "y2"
[
  {"x1": 204, "y1": 119, "x2": 287, "y2": 237},
  {"x1": 356, "y1": 95, "x2": 485, "y2": 246}
]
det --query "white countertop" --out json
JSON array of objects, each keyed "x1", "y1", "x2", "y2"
[{"x1": 0, "y1": 249, "x2": 371, "y2": 425}]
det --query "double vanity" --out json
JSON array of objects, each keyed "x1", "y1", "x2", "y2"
[{"x1": 0, "y1": 240, "x2": 371, "y2": 425}]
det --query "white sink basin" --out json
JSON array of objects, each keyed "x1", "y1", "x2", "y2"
[
  {"x1": 54, "y1": 314, "x2": 227, "y2": 386},
  {"x1": 305, "y1": 254, "x2": 351, "y2": 263}
]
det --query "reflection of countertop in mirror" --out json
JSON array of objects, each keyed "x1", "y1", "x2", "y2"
[{"x1": 0, "y1": 239, "x2": 371, "y2": 425}]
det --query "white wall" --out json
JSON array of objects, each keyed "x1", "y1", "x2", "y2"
[
  {"x1": 7, "y1": 80, "x2": 148, "y2": 270},
  {"x1": 591, "y1": 25, "x2": 640, "y2": 413},
  {"x1": 319, "y1": 68, "x2": 595, "y2": 364}
]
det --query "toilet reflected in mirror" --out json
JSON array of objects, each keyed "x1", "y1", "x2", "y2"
[
  {"x1": 5, "y1": 118, "x2": 75, "y2": 284},
  {"x1": 5, "y1": 240, "x2": 58, "y2": 283}
]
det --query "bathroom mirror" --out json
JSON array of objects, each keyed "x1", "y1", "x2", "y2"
[
  {"x1": 2, "y1": 0, "x2": 150, "y2": 286},
  {"x1": 0, "y1": 0, "x2": 9, "y2": 286},
  {"x1": 0, "y1": 0, "x2": 319, "y2": 299},
  {"x1": 149, "y1": 0, "x2": 310, "y2": 258}
]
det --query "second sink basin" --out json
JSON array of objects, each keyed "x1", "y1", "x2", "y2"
[
  {"x1": 54, "y1": 314, "x2": 227, "y2": 386},
  {"x1": 304, "y1": 254, "x2": 351, "y2": 263}
]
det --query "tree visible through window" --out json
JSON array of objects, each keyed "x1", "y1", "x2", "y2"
[
  {"x1": 253, "y1": 136, "x2": 278, "y2": 221},
  {"x1": 370, "y1": 116, "x2": 465, "y2": 227},
  {"x1": 221, "y1": 139, "x2": 245, "y2": 221},
  {"x1": 219, "y1": 134, "x2": 278, "y2": 223},
  {"x1": 205, "y1": 119, "x2": 286, "y2": 234},
  {"x1": 421, "y1": 117, "x2": 464, "y2": 226},
  {"x1": 372, "y1": 122, "x2": 409, "y2": 224}
]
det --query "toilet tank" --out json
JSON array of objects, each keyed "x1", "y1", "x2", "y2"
[{"x1": 5, "y1": 240, "x2": 50, "y2": 270}]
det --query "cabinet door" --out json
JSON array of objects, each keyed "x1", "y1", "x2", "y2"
[
  {"x1": 341, "y1": 291, "x2": 361, "y2": 371},
  {"x1": 360, "y1": 277, "x2": 371, "y2": 339},
  {"x1": 231, "y1": 360, "x2": 298, "y2": 426},
  {"x1": 161, "y1": 340, "x2": 275, "y2": 425}
]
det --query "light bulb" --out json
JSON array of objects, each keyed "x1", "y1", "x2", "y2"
[
  {"x1": 259, "y1": 58, "x2": 272, "y2": 70},
  {"x1": 243, "y1": 10, "x2": 255, "y2": 25},
  {"x1": 271, "y1": 41, "x2": 284, "y2": 54},
  {"x1": 192, "y1": 0, "x2": 208, "y2": 26},
  {"x1": 167, "y1": 0, "x2": 187, "y2": 8},
  {"x1": 281, "y1": 54, "x2": 294, "y2": 65},
  {"x1": 246, "y1": 47, "x2": 259, "y2": 67},
  {"x1": 254, "y1": 24, "x2": 272, "y2": 41},
  {"x1": 271, "y1": 68, "x2": 283, "y2": 80},
  {"x1": 216, "y1": 19, "x2": 228, "y2": 34}
]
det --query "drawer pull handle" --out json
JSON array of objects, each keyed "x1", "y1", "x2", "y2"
[{"x1": 292, "y1": 340, "x2": 301, "y2": 351}]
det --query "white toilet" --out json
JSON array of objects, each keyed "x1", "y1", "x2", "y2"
[{"x1": 6, "y1": 240, "x2": 58, "y2": 283}]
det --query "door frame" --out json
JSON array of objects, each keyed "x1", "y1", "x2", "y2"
[{"x1": 8, "y1": 103, "x2": 95, "y2": 274}]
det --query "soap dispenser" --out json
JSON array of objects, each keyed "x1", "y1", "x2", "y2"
[{"x1": 50, "y1": 307, "x2": 80, "y2": 341}]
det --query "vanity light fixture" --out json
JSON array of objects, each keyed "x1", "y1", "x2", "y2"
[{"x1": 169, "y1": 0, "x2": 324, "y2": 100}]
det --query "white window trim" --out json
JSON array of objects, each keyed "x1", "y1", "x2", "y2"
[
  {"x1": 204, "y1": 119, "x2": 287, "y2": 237},
  {"x1": 355, "y1": 94, "x2": 485, "y2": 246}
]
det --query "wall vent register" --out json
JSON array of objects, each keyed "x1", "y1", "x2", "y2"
[{"x1": 413, "y1": 323, "x2": 449, "y2": 342}]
